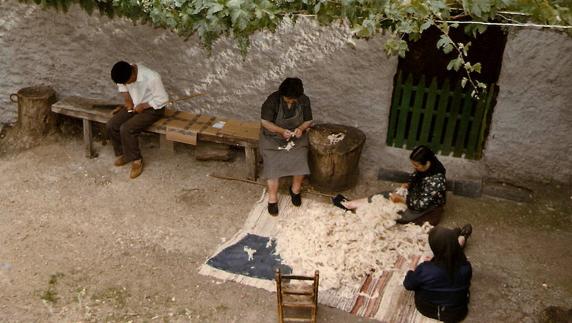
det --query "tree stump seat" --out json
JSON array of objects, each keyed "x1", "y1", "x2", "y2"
[{"x1": 308, "y1": 123, "x2": 366, "y2": 192}]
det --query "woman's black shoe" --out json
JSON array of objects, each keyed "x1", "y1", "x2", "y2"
[
  {"x1": 289, "y1": 187, "x2": 302, "y2": 207},
  {"x1": 459, "y1": 224, "x2": 473, "y2": 240},
  {"x1": 332, "y1": 194, "x2": 350, "y2": 211},
  {"x1": 268, "y1": 202, "x2": 279, "y2": 216}
]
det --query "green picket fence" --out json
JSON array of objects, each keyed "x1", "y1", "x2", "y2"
[{"x1": 386, "y1": 72, "x2": 497, "y2": 159}]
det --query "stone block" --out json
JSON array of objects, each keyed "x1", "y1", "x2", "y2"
[
  {"x1": 482, "y1": 180, "x2": 533, "y2": 203},
  {"x1": 377, "y1": 168, "x2": 409, "y2": 183},
  {"x1": 452, "y1": 178, "x2": 482, "y2": 197}
]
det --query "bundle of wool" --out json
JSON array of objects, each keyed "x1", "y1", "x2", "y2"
[
  {"x1": 274, "y1": 195, "x2": 432, "y2": 290},
  {"x1": 327, "y1": 133, "x2": 345, "y2": 145},
  {"x1": 278, "y1": 141, "x2": 296, "y2": 151}
]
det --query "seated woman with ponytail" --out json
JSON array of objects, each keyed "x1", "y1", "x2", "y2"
[
  {"x1": 332, "y1": 145, "x2": 447, "y2": 225},
  {"x1": 403, "y1": 225, "x2": 473, "y2": 322}
]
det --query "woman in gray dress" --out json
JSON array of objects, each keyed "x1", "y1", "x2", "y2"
[{"x1": 260, "y1": 78, "x2": 313, "y2": 216}]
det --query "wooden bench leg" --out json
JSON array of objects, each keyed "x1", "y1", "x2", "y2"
[
  {"x1": 83, "y1": 119, "x2": 96, "y2": 158},
  {"x1": 245, "y1": 145, "x2": 258, "y2": 181},
  {"x1": 159, "y1": 134, "x2": 175, "y2": 155}
]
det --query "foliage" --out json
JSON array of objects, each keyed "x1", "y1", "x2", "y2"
[{"x1": 23, "y1": 0, "x2": 572, "y2": 92}]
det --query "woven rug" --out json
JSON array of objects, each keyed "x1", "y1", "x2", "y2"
[{"x1": 199, "y1": 193, "x2": 438, "y2": 323}]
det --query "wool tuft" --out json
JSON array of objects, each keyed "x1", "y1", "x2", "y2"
[{"x1": 275, "y1": 195, "x2": 432, "y2": 290}]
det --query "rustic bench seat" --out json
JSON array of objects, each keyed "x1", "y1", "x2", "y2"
[{"x1": 51, "y1": 96, "x2": 260, "y2": 180}]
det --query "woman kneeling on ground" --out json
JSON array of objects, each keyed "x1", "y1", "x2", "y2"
[
  {"x1": 333, "y1": 145, "x2": 447, "y2": 224},
  {"x1": 259, "y1": 78, "x2": 313, "y2": 216},
  {"x1": 404, "y1": 225, "x2": 473, "y2": 322}
]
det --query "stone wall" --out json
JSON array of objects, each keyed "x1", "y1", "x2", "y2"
[
  {"x1": 0, "y1": 1, "x2": 395, "y2": 173},
  {"x1": 1, "y1": 1, "x2": 570, "y2": 185},
  {"x1": 485, "y1": 29, "x2": 572, "y2": 185}
]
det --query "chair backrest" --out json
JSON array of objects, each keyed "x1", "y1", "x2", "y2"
[{"x1": 275, "y1": 268, "x2": 319, "y2": 323}]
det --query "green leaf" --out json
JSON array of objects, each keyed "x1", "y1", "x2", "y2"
[
  {"x1": 436, "y1": 35, "x2": 451, "y2": 49},
  {"x1": 206, "y1": 3, "x2": 224, "y2": 17},
  {"x1": 420, "y1": 19, "x2": 433, "y2": 32},
  {"x1": 447, "y1": 58, "x2": 463, "y2": 71},
  {"x1": 461, "y1": 77, "x2": 468, "y2": 88}
]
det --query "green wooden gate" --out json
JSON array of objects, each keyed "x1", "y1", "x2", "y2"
[{"x1": 386, "y1": 72, "x2": 497, "y2": 159}]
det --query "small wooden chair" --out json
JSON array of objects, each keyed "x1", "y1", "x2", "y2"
[{"x1": 275, "y1": 269, "x2": 319, "y2": 323}]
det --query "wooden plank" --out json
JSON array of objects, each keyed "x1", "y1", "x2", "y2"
[
  {"x1": 386, "y1": 71, "x2": 403, "y2": 146},
  {"x1": 165, "y1": 118, "x2": 192, "y2": 130},
  {"x1": 432, "y1": 79, "x2": 450, "y2": 154},
  {"x1": 441, "y1": 83, "x2": 464, "y2": 156},
  {"x1": 283, "y1": 318, "x2": 313, "y2": 322},
  {"x1": 83, "y1": 119, "x2": 95, "y2": 158},
  {"x1": 52, "y1": 96, "x2": 118, "y2": 121},
  {"x1": 164, "y1": 108, "x2": 177, "y2": 117},
  {"x1": 220, "y1": 120, "x2": 260, "y2": 142},
  {"x1": 475, "y1": 85, "x2": 496, "y2": 159},
  {"x1": 453, "y1": 93, "x2": 474, "y2": 157},
  {"x1": 201, "y1": 118, "x2": 228, "y2": 137},
  {"x1": 189, "y1": 115, "x2": 215, "y2": 134},
  {"x1": 166, "y1": 115, "x2": 213, "y2": 146},
  {"x1": 51, "y1": 106, "x2": 112, "y2": 124},
  {"x1": 244, "y1": 144, "x2": 258, "y2": 180},
  {"x1": 418, "y1": 77, "x2": 438, "y2": 146},
  {"x1": 406, "y1": 75, "x2": 426, "y2": 149},
  {"x1": 394, "y1": 74, "x2": 414, "y2": 148},
  {"x1": 173, "y1": 111, "x2": 197, "y2": 121},
  {"x1": 166, "y1": 127, "x2": 197, "y2": 145}
]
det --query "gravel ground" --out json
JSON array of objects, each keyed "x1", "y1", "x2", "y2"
[{"x1": 0, "y1": 132, "x2": 570, "y2": 323}]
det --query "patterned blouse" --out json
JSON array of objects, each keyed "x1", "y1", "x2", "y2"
[{"x1": 406, "y1": 173, "x2": 447, "y2": 211}]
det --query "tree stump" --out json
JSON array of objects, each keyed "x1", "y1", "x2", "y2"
[
  {"x1": 308, "y1": 124, "x2": 366, "y2": 192},
  {"x1": 10, "y1": 86, "x2": 57, "y2": 137}
]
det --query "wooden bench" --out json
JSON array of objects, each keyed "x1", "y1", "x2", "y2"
[{"x1": 51, "y1": 96, "x2": 260, "y2": 180}]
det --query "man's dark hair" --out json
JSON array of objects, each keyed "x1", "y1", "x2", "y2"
[
  {"x1": 111, "y1": 61, "x2": 133, "y2": 84},
  {"x1": 278, "y1": 77, "x2": 304, "y2": 98}
]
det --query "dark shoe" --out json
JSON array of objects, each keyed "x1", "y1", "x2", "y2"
[
  {"x1": 268, "y1": 202, "x2": 279, "y2": 216},
  {"x1": 129, "y1": 159, "x2": 143, "y2": 179},
  {"x1": 459, "y1": 224, "x2": 473, "y2": 240},
  {"x1": 289, "y1": 187, "x2": 302, "y2": 207},
  {"x1": 396, "y1": 209, "x2": 426, "y2": 224},
  {"x1": 332, "y1": 194, "x2": 350, "y2": 211},
  {"x1": 114, "y1": 155, "x2": 129, "y2": 167}
]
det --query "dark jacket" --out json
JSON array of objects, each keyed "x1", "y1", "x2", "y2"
[{"x1": 404, "y1": 261, "x2": 472, "y2": 322}]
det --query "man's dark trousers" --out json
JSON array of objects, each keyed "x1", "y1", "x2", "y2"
[{"x1": 106, "y1": 107, "x2": 165, "y2": 162}]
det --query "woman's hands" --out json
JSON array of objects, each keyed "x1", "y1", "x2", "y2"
[
  {"x1": 281, "y1": 129, "x2": 294, "y2": 140},
  {"x1": 389, "y1": 193, "x2": 405, "y2": 204},
  {"x1": 293, "y1": 128, "x2": 303, "y2": 138},
  {"x1": 281, "y1": 128, "x2": 303, "y2": 139},
  {"x1": 389, "y1": 183, "x2": 408, "y2": 203}
]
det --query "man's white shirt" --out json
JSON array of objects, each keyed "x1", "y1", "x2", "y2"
[{"x1": 117, "y1": 64, "x2": 168, "y2": 109}]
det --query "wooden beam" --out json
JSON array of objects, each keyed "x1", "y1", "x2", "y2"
[
  {"x1": 244, "y1": 144, "x2": 258, "y2": 181},
  {"x1": 83, "y1": 119, "x2": 96, "y2": 158}
]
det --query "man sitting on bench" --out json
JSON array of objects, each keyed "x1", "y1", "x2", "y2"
[{"x1": 106, "y1": 61, "x2": 168, "y2": 179}]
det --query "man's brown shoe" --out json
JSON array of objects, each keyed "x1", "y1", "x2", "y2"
[
  {"x1": 130, "y1": 160, "x2": 143, "y2": 179},
  {"x1": 114, "y1": 156, "x2": 129, "y2": 167}
]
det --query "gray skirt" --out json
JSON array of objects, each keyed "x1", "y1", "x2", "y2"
[{"x1": 259, "y1": 134, "x2": 310, "y2": 179}]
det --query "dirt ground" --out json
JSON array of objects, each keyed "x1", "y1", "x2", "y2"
[{"x1": 0, "y1": 131, "x2": 570, "y2": 323}]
